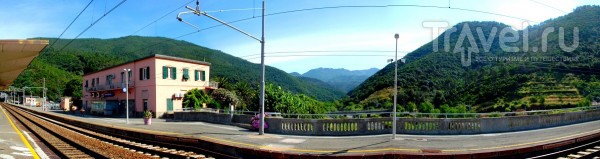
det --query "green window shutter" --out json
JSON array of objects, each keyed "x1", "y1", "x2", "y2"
[
  {"x1": 200, "y1": 71, "x2": 206, "y2": 81},
  {"x1": 195, "y1": 70, "x2": 199, "y2": 81},
  {"x1": 162, "y1": 66, "x2": 168, "y2": 79},
  {"x1": 171, "y1": 67, "x2": 177, "y2": 79},
  {"x1": 183, "y1": 69, "x2": 189, "y2": 79}
]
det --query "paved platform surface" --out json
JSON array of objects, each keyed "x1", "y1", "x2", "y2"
[
  {"x1": 20, "y1": 105, "x2": 600, "y2": 155},
  {"x1": 0, "y1": 106, "x2": 38, "y2": 159}
]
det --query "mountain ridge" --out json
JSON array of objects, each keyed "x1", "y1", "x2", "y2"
[
  {"x1": 297, "y1": 67, "x2": 379, "y2": 93},
  {"x1": 346, "y1": 5, "x2": 600, "y2": 112},
  {"x1": 15, "y1": 36, "x2": 346, "y2": 101}
]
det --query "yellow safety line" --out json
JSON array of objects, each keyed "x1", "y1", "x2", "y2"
[{"x1": 1, "y1": 105, "x2": 40, "y2": 159}]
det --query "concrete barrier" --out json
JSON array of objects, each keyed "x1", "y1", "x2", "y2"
[{"x1": 174, "y1": 109, "x2": 600, "y2": 136}]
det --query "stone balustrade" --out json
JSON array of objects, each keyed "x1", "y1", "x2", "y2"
[{"x1": 173, "y1": 109, "x2": 600, "y2": 136}]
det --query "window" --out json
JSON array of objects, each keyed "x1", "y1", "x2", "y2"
[
  {"x1": 200, "y1": 70, "x2": 206, "y2": 81},
  {"x1": 162, "y1": 66, "x2": 168, "y2": 79},
  {"x1": 92, "y1": 79, "x2": 95, "y2": 87},
  {"x1": 146, "y1": 67, "x2": 150, "y2": 79},
  {"x1": 162, "y1": 66, "x2": 178, "y2": 80},
  {"x1": 85, "y1": 80, "x2": 88, "y2": 88},
  {"x1": 183, "y1": 68, "x2": 189, "y2": 80},
  {"x1": 106, "y1": 74, "x2": 114, "y2": 86},
  {"x1": 139, "y1": 67, "x2": 150, "y2": 80},
  {"x1": 139, "y1": 68, "x2": 143, "y2": 80},
  {"x1": 96, "y1": 77, "x2": 100, "y2": 86},
  {"x1": 194, "y1": 70, "x2": 199, "y2": 81},
  {"x1": 120, "y1": 72, "x2": 124, "y2": 83},
  {"x1": 128, "y1": 70, "x2": 132, "y2": 81},
  {"x1": 171, "y1": 67, "x2": 177, "y2": 79}
]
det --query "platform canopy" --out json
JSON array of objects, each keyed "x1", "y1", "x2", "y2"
[{"x1": 0, "y1": 40, "x2": 48, "y2": 90}]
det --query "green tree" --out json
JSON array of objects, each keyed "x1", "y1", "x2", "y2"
[
  {"x1": 418, "y1": 101, "x2": 435, "y2": 113},
  {"x1": 64, "y1": 79, "x2": 82, "y2": 99},
  {"x1": 232, "y1": 82, "x2": 256, "y2": 110},
  {"x1": 406, "y1": 102, "x2": 417, "y2": 112},
  {"x1": 211, "y1": 88, "x2": 240, "y2": 108},
  {"x1": 183, "y1": 88, "x2": 216, "y2": 109}
]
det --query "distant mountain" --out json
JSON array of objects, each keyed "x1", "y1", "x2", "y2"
[
  {"x1": 289, "y1": 72, "x2": 302, "y2": 77},
  {"x1": 347, "y1": 5, "x2": 600, "y2": 112},
  {"x1": 300, "y1": 68, "x2": 379, "y2": 93},
  {"x1": 14, "y1": 36, "x2": 346, "y2": 101}
]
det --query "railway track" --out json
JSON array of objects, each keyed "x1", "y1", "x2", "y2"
[
  {"x1": 556, "y1": 145, "x2": 600, "y2": 159},
  {"x1": 527, "y1": 137, "x2": 600, "y2": 159},
  {"x1": 2, "y1": 103, "x2": 213, "y2": 159}
]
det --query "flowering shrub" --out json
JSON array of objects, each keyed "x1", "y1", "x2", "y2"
[{"x1": 251, "y1": 113, "x2": 270, "y2": 130}]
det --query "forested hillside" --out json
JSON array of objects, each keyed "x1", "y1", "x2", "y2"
[
  {"x1": 347, "y1": 5, "x2": 600, "y2": 113},
  {"x1": 13, "y1": 36, "x2": 346, "y2": 101}
]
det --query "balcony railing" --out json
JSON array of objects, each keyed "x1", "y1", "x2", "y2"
[{"x1": 85, "y1": 81, "x2": 135, "y2": 92}]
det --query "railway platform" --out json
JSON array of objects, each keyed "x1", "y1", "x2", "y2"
[{"x1": 17, "y1": 105, "x2": 600, "y2": 158}]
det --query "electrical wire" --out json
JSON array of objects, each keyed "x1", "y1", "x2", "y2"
[
  {"x1": 48, "y1": 0, "x2": 94, "y2": 49},
  {"x1": 529, "y1": 0, "x2": 567, "y2": 13},
  {"x1": 59, "y1": 0, "x2": 128, "y2": 52},
  {"x1": 240, "y1": 50, "x2": 408, "y2": 58},
  {"x1": 265, "y1": 4, "x2": 536, "y2": 23},
  {"x1": 131, "y1": 0, "x2": 195, "y2": 35}
]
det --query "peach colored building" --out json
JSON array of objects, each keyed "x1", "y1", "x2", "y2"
[{"x1": 82, "y1": 54, "x2": 215, "y2": 118}]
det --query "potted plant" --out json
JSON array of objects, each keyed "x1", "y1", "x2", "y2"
[{"x1": 143, "y1": 110, "x2": 152, "y2": 125}]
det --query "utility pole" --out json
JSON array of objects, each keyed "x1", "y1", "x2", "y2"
[
  {"x1": 393, "y1": 33, "x2": 399, "y2": 139},
  {"x1": 177, "y1": 0, "x2": 267, "y2": 135},
  {"x1": 258, "y1": 0, "x2": 266, "y2": 136},
  {"x1": 124, "y1": 68, "x2": 130, "y2": 124}
]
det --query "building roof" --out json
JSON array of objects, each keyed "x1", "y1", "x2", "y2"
[
  {"x1": 83, "y1": 54, "x2": 211, "y2": 76},
  {"x1": 0, "y1": 39, "x2": 49, "y2": 90}
]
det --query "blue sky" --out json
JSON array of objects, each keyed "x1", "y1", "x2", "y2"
[{"x1": 1, "y1": 0, "x2": 599, "y2": 74}]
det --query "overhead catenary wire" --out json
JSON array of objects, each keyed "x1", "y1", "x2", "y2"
[
  {"x1": 113, "y1": 2, "x2": 541, "y2": 69},
  {"x1": 59, "y1": 0, "x2": 128, "y2": 52},
  {"x1": 131, "y1": 0, "x2": 196, "y2": 35},
  {"x1": 240, "y1": 50, "x2": 411, "y2": 58},
  {"x1": 48, "y1": 0, "x2": 94, "y2": 49},
  {"x1": 529, "y1": 0, "x2": 567, "y2": 13}
]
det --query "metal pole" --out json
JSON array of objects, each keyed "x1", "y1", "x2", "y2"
[
  {"x1": 259, "y1": 0, "x2": 266, "y2": 135},
  {"x1": 125, "y1": 69, "x2": 130, "y2": 124},
  {"x1": 393, "y1": 33, "x2": 399, "y2": 139},
  {"x1": 43, "y1": 78, "x2": 46, "y2": 111}
]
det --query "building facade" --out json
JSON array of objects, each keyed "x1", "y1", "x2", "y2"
[{"x1": 82, "y1": 54, "x2": 215, "y2": 118}]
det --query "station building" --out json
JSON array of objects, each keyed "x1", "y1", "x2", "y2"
[{"x1": 82, "y1": 54, "x2": 216, "y2": 118}]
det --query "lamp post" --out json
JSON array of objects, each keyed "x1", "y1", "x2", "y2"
[
  {"x1": 392, "y1": 33, "x2": 399, "y2": 139},
  {"x1": 177, "y1": 0, "x2": 267, "y2": 135},
  {"x1": 124, "y1": 68, "x2": 130, "y2": 124}
]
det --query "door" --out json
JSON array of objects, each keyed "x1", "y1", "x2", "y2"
[
  {"x1": 166, "y1": 98, "x2": 173, "y2": 112},
  {"x1": 143, "y1": 99, "x2": 148, "y2": 111}
]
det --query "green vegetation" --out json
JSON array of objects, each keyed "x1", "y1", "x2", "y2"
[
  {"x1": 182, "y1": 83, "x2": 335, "y2": 116},
  {"x1": 183, "y1": 88, "x2": 218, "y2": 109},
  {"x1": 14, "y1": 36, "x2": 345, "y2": 102},
  {"x1": 346, "y1": 6, "x2": 600, "y2": 113}
]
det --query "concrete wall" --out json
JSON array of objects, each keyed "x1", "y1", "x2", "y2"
[
  {"x1": 174, "y1": 112, "x2": 253, "y2": 125},
  {"x1": 174, "y1": 109, "x2": 600, "y2": 136}
]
